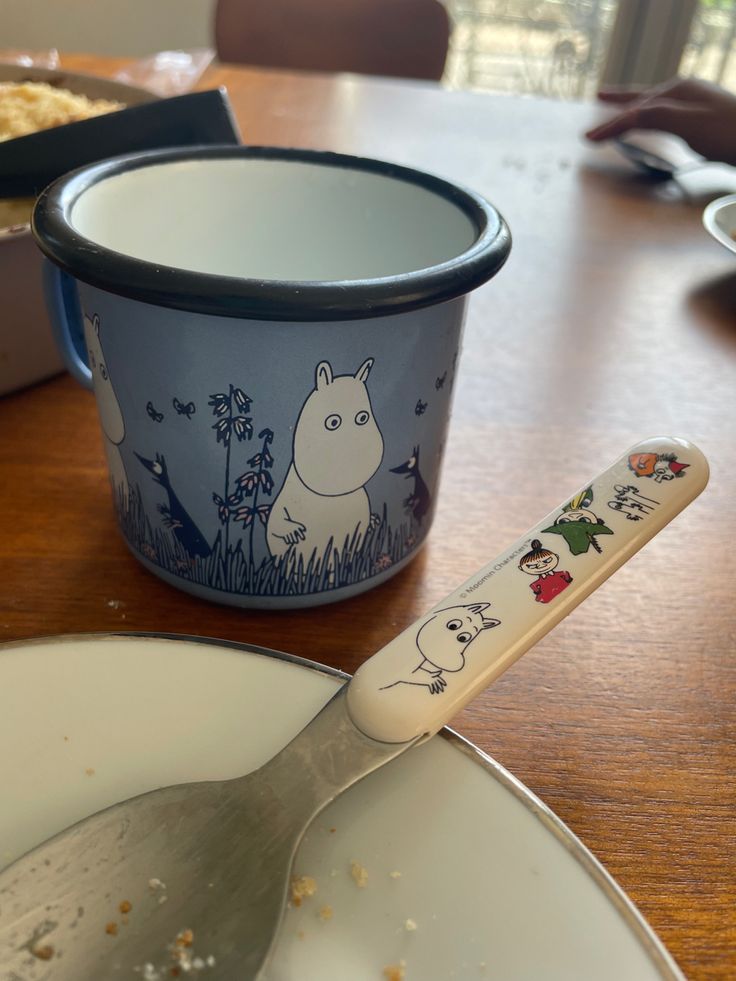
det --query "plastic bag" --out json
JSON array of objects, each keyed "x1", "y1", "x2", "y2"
[
  {"x1": 0, "y1": 49, "x2": 60, "y2": 69},
  {"x1": 0, "y1": 48, "x2": 215, "y2": 97},
  {"x1": 113, "y1": 48, "x2": 216, "y2": 97}
]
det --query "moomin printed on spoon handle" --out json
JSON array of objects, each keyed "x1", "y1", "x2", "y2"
[{"x1": 347, "y1": 437, "x2": 709, "y2": 744}]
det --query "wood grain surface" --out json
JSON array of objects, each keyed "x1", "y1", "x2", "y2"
[{"x1": 1, "y1": 54, "x2": 734, "y2": 980}]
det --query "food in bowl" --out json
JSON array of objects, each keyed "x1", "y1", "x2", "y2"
[
  {"x1": 0, "y1": 80, "x2": 122, "y2": 142},
  {"x1": 0, "y1": 81, "x2": 124, "y2": 232},
  {"x1": 0, "y1": 196, "x2": 35, "y2": 231},
  {"x1": 0, "y1": 65, "x2": 155, "y2": 396}
]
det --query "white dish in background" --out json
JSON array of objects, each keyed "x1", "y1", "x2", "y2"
[
  {"x1": 0, "y1": 634, "x2": 684, "y2": 981},
  {"x1": 703, "y1": 192, "x2": 736, "y2": 255}
]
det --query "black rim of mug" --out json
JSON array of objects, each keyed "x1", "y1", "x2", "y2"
[{"x1": 32, "y1": 145, "x2": 512, "y2": 322}]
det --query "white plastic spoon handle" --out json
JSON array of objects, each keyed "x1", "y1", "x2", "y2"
[{"x1": 347, "y1": 437, "x2": 708, "y2": 743}]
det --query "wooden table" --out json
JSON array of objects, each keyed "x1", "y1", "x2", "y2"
[{"x1": 2, "y1": 54, "x2": 735, "y2": 980}]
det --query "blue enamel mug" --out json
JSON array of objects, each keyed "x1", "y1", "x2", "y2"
[{"x1": 33, "y1": 146, "x2": 510, "y2": 608}]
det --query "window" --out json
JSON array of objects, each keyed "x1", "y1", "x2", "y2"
[
  {"x1": 445, "y1": 0, "x2": 620, "y2": 98},
  {"x1": 445, "y1": 0, "x2": 736, "y2": 98},
  {"x1": 680, "y1": 0, "x2": 736, "y2": 90}
]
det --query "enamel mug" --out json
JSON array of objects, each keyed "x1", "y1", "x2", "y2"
[{"x1": 33, "y1": 146, "x2": 511, "y2": 608}]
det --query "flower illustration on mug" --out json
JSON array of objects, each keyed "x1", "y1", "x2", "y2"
[
  {"x1": 233, "y1": 387, "x2": 252, "y2": 414},
  {"x1": 208, "y1": 405, "x2": 275, "y2": 578},
  {"x1": 209, "y1": 386, "x2": 257, "y2": 578},
  {"x1": 208, "y1": 392, "x2": 230, "y2": 417},
  {"x1": 231, "y1": 430, "x2": 275, "y2": 540},
  {"x1": 236, "y1": 468, "x2": 273, "y2": 497},
  {"x1": 233, "y1": 503, "x2": 271, "y2": 528},
  {"x1": 209, "y1": 388, "x2": 254, "y2": 446},
  {"x1": 212, "y1": 493, "x2": 231, "y2": 525},
  {"x1": 232, "y1": 415, "x2": 253, "y2": 442}
]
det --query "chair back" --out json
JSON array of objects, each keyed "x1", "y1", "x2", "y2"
[{"x1": 215, "y1": 0, "x2": 450, "y2": 81}]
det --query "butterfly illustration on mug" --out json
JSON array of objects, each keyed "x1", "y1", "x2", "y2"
[
  {"x1": 173, "y1": 397, "x2": 196, "y2": 420},
  {"x1": 146, "y1": 401, "x2": 164, "y2": 423}
]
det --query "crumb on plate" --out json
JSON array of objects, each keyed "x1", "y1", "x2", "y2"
[
  {"x1": 148, "y1": 878, "x2": 168, "y2": 903},
  {"x1": 383, "y1": 960, "x2": 406, "y2": 980},
  {"x1": 318, "y1": 905, "x2": 333, "y2": 921},
  {"x1": 350, "y1": 860, "x2": 368, "y2": 888},
  {"x1": 290, "y1": 874, "x2": 317, "y2": 906},
  {"x1": 31, "y1": 944, "x2": 54, "y2": 960},
  {"x1": 134, "y1": 931, "x2": 216, "y2": 979},
  {"x1": 404, "y1": 918, "x2": 417, "y2": 931}
]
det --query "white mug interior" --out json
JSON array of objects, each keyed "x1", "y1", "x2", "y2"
[{"x1": 69, "y1": 158, "x2": 478, "y2": 283}]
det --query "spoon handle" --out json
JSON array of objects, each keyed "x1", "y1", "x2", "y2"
[{"x1": 347, "y1": 437, "x2": 708, "y2": 743}]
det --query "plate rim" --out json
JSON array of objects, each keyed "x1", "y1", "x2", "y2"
[
  {"x1": 703, "y1": 191, "x2": 736, "y2": 254},
  {"x1": 0, "y1": 630, "x2": 685, "y2": 980}
]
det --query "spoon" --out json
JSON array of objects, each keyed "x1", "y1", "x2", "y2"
[
  {"x1": 613, "y1": 135, "x2": 704, "y2": 180},
  {"x1": 0, "y1": 436, "x2": 708, "y2": 979}
]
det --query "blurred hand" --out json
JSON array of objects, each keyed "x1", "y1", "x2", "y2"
[{"x1": 584, "y1": 77, "x2": 736, "y2": 166}]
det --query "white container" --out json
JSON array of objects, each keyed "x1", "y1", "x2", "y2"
[{"x1": 0, "y1": 64, "x2": 154, "y2": 396}]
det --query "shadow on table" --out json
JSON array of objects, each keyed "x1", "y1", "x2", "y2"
[
  {"x1": 579, "y1": 147, "x2": 736, "y2": 206},
  {"x1": 688, "y1": 270, "x2": 736, "y2": 343},
  {"x1": 577, "y1": 159, "x2": 689, "y2": 205}
]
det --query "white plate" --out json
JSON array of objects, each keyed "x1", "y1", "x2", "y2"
[
  {"x1": 703, "y1": 192, "x2": 736, "y2": 255},
  {"x1": 0, "y1": 634, "x2": 684, "y2": 981}
]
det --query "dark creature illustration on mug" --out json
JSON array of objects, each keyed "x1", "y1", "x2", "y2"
[
  {"x1": 266, "y1": 359, "x2": 384, "y2": 573},
  {"x1": 380, "y1": 602, "x2": 500, "y2": 694},
  {"x1": 135, "y1": 452, "x2": 212, "y2": 560},
  {"x1": 391, "y1": 445, "x2": 432, "y2": 525}
]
